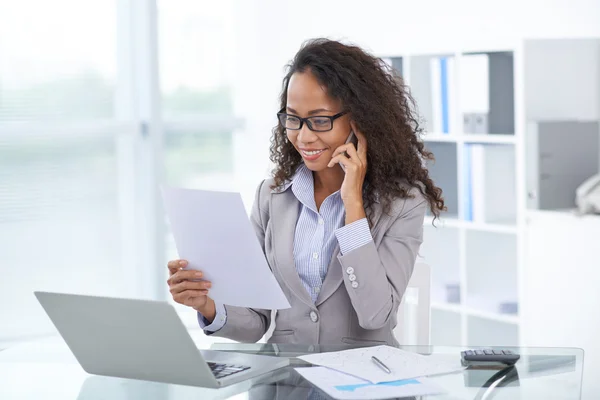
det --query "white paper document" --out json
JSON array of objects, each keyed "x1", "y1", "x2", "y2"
[
  {"x1": 295, "y1": 367, "x2": 445, "y2": 400},
  {"x1": 161, "y1": 186, "x2": 291, "y2": 309},
  {"x1": 299, "y1": 345, "x2": 463, "y2": 384}
]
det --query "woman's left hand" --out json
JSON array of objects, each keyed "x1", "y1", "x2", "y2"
[{"x1": 328, "y1": 121, "x2": 368, "y2": 223}]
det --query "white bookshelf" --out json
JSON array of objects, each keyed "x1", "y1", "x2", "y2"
[
  {"x1": 384, "y1": 37, "x2": 600, "y2": 347},
  {"x1": 423, "y1": 133, "x2": 517, "y2": 144}
]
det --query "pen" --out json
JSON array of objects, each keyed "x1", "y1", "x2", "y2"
[{"x1": 371, "y1": 356, "x2": 391, "y2": 374}]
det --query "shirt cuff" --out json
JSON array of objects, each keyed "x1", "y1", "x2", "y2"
[
  {"x1": 334, "y1": 217, "x2": 374, "y2": 255},
  {"x1": 197, "y1": 302, "x2": 227, "y2": 333}
]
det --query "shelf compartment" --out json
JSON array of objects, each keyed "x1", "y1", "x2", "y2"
[
  {"x1": 465, "y1": 230, "x2": 518, "y2": 318},
  {"x1": 459, "y1": 51, "x2": 515, "y2": 135},
  {"x1": 409, "y1": 53, "x2": 458, "y2": 134},
  {"x1": 425, "y1": 141, "x2": 459, "y2": 218},
  {"x1": 467, "y1": 315, "x2": 519, "y2": 346},
  {"x1": 431, "y1": 309, "x2": 462, "y2": 346},
  {"x1": 419, "y1": 225, "x2": 461, "y2": 305},
  {"x1": 526, "y1": 120, "x2": 599, "y2": 211},
  {"x1": 462, "y1": 143, "x2": 517, "y2": 225},
  {"x1": 381, "y1": 56, "x2": 405, "y2": 78}
]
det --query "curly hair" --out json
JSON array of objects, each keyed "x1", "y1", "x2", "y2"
[{"x1": 269, "y1": 38, "x2": 445, "y2": 220}]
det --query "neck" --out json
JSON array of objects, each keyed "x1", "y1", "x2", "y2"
[{"x1": 313, "y1": 166, "x2": 345, "y2": 194}]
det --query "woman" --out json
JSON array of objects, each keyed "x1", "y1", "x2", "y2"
[{"x1": 167, "y1": 38, "x2": 445, "y2": 345}]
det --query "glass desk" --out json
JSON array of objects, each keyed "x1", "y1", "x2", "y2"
[{"x1": 0, "y1": 338, "x2": 583, "y2": 399}]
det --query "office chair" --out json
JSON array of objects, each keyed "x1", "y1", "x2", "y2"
[{"x1": 394, "y1": 262, "x2": 432, "y2": 346}]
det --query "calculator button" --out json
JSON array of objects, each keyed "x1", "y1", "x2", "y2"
[
  {"x1": 483, "y1": 350, "x2": 493, "y2": 355},
  {"x1": 502, "y1": 350, "x2": 512, "y2": 355},
  {"x1": 466, "y1": 350, "x2": 474, "y2": 356},
  {"x1": 493, "y1": 350, "x2": 504, "y2": 355},
  {"x1": 475, "y1": 350, "x2": 484, "y2": 355}
]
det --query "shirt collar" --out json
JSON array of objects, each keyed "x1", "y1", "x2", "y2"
[
  {"x1": 274, "y1": 163, "x2": 342, "y2": 209},
  {"x1": 272, "y1": 164, "x2": 320, "y2": 212},
  {"x1": 273, "y1": 163, "x2": 309, "y2": 193},
  {"x1": 290, "y1": 164, "x2": 316, "y2": 211}
]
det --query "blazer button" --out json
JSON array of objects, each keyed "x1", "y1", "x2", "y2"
[
  {"x1": 351, "y1": 281, "x2": 359, "y2": 289},
  {"x1": 349, "y1": 274, "x2": 357, "y2": 282},
  {"x1": 309, "y1": 311, "x2": 319, "y2": 323},
  {"x1": 346, "y1": 267, "x2": 354, "y2": 275}
]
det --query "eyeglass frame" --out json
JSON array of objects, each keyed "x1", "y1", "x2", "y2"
[{"x1": 277, "y1": 108, "x2": 348, "y2": 132}]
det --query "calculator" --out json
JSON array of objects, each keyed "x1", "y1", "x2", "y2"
[{"x1": 461, "y1": 349, "x2": 520, "y2": 366}]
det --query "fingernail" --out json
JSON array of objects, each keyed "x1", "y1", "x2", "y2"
[
  {"x1": 206, "y1": 282, "x2": 212, "y2": 288},
  {"x1": 179, "y1": 260, "x2": 186, "y2": 266},
  {"x1": 195, "y1": 272, "x2": 203, "y2": 277}
]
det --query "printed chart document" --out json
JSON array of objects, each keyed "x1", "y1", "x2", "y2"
[
  {"x1": 299, "y1": 345, "x2": 463, "y2": 384},
  {"x1": 161, "y1": 186, "x2": 291, "y2": 310},
  {"x1": 295, "y1": 367, "x2": 445, "y2": 400}
]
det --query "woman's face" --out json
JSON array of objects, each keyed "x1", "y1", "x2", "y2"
[{"x1": 285, "y1": 71, "x2": 352, "y2": 172}]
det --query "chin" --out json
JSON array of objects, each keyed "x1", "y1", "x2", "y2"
[{"x1": 303, "y1": 162, "x2": 329, "y2": 172}]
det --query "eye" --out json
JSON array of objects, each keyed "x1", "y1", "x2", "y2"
[{"x1": 311, "y1": 118, "x2": 330, "y2": 126}]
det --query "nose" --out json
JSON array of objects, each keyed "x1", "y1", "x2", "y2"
[{"x1": 297, "y1": 123, "x2": 318, "y2": 144}]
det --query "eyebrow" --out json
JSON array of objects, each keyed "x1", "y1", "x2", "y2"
[{"x1": 286, "y1": 107, "x2": 333, "y2": 116}]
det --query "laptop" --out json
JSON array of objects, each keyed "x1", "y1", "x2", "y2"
[{"x1": 34, "y1": 291, "x2": 289, "y2": 388}]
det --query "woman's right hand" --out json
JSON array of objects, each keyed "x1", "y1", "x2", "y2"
[{"x1": 167, "y1": 259, "x2": 214, "y2": 317}]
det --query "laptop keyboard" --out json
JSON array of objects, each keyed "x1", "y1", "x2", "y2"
[{"x1": 207, "y1": 362, "x2": 251, "y2": 379}]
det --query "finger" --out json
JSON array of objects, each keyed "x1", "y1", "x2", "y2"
[
  {"x1": 184, "y1": 293, "x2": 209, "y2": 307},
  {"x1": 186, "y1": 290, "x2": 209, "y2": 299},
  {"x1": 168, "y1": 271, "x2": 205, "y2": 286},
  {"x1": 331, "y1": 143, "x2": 357, "y2": 159},
  {"x1": 180, "y1": 290, "x2": 209, "y2": 298},
  {"x1": 167, "y1": 259, "x2": 187, "y2": 269},
  {"x1": 351, "y1": 121, "x2": 368, "y2": 161},
  {"x1": 170, "y1": 280, "x2": 211, "y2": 295},
  {"x1": 327, "y1": 153, "x2": 353, "y2": 170},
  {"x1": 174, "y1": 290, "x2": 208, "y2": 305},
  {"x1": 168, "y1": 270, "x2": 203, "y2": 285},
  {"x1": 343, "y1": 143, "x2": 361, "y2": 163},
  {"x1": 167, "y1": 259, "x2": 188, "y2": 274}
]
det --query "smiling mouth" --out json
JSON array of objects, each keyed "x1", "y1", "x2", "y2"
[{"x1": 301, "y1": 149, "x2": 325, "y2": 156}]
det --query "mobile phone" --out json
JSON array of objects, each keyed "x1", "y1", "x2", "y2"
[{"x1": 340, "y1": 131, "x2": 356, "y2": 172}]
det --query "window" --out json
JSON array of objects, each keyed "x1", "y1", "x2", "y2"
[
  {"x1": 0, "y1": 0, "x2": 246, "y2": 345},
  {"x1": 158, "y1": 0, "x2": 242, "y2": 329},
  {"x1": 0, "y1": 0, "x2": 129, "y2": 341},
  {"x1": 0, "y1": 0, "x2": 116, "y2": 121}
]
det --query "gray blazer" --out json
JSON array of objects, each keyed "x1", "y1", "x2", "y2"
[{"x1": 209, "y1": 178, "x2": 426, "y2": 346}]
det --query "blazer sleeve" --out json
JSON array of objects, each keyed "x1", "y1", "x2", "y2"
[
  {"x1": 336, "y1": 191, "x2": 427, "y2": 330},
  {"x1": 205, "y1": 179, "x2": 272, "y2": 343}
]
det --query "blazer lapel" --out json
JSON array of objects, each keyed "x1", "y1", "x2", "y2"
[
  {"x1": 270, "y1": 189, "x2": 314, "y2": 308},
  {"x1": 315, "y1": 244, "x2": 343, "y2": 306},
  {"x1": 315, "y1": 202, "x2": 386, "y2": 306}
]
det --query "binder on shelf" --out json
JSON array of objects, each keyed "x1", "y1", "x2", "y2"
[
  {"x1": 499, "y1": 301, "x2": 518, "y2": 315},
  {"x1": 470, "y1": 144, "x2": 487, "y2": 222},
  {"x1": 445, "y1": 283, "x2": 461, "y2": 304},
  {"x1": 463, "y1": 144, "x2": 473, "y2": 221},
  {"x1": 430, "y1": 57, "x2": 455, "y2": 134},
  {"x1": 460, "y1": 54, "x2": 490, "y2": 134},
  {"x1": 463, "y1": 144, "x2": 486, "y2": 223},
  {"x1": 382, "y1": 57, "x2": 404, "y2": 78},
  {"x1": 464, "y1": 113, "x2": 489, "y2": 134}
]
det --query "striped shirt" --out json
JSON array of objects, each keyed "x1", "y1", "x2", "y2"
[
  {"x1": 289, "y1": 163, "x2": 372, "y2": 302},
  {"x1": 199, "y1": 163, "x2": 373, "y2": 331}
]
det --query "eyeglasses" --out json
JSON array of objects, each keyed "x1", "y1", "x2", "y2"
[{"x1": 277, "y1": 109, "x2": 347, "y2": 132}]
